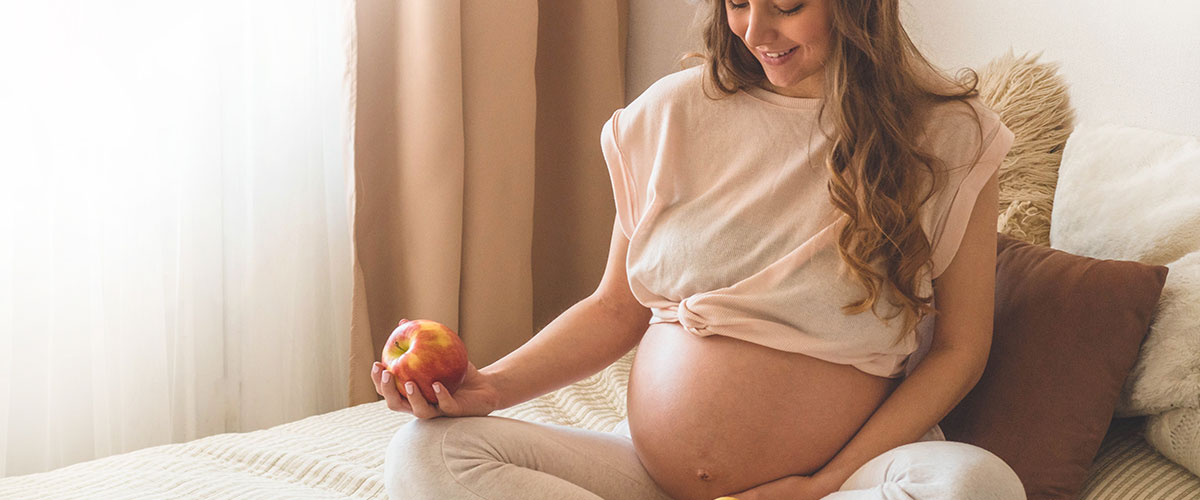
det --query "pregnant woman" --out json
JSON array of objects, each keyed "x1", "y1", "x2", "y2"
[{"x1": 376, "y1": 0, "x2": 1026, "y2": 499}]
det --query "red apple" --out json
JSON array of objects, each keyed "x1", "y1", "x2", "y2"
[{"x1": 381, "y1": 318, "x2": 468, "y2": 404}]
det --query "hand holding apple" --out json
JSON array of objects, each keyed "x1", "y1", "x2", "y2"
[
  {"x1": 373, "y1": 318, "x2": 503, "y2": 419},
  {"x1": 381, "y1": 318, "x2": 469, "y2": 403}
]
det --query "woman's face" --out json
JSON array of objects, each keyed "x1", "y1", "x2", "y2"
[{"x1": 724, "y1": 0, "x2": 833, "y2": 98}]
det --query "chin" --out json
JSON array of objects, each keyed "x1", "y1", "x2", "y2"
[
  {"x1": 764, "y1": 74, "x2": 800, "y2": 90},
  {"x1": 767, "y1": 77, "x2": 795, "y2": 88}
]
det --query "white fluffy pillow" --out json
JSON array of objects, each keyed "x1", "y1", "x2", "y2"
[
  {"x1": 1050, "y1": 122, "x2": 1200, "y2": 417},
  {"x1": 1116, "y1": 251, "x2": 1200, "y2": 416}
]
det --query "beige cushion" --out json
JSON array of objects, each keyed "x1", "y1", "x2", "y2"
[{"x1": 976, "y1": 50, "x2": 1076, "y2": 247}]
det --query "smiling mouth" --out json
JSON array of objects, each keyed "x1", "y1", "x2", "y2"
[{"x1": 761, "y1": 46, "x2": 797, "y2": 58}]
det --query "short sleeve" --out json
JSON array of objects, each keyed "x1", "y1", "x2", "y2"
[
  {"x1": 922, "y1": 102, "x2": 1015, "y2": 280},
  {"x1": 600, "y1": 107, "x2": 639, "y2": 240}
]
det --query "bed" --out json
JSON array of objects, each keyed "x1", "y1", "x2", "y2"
[
  {"x1": 0, "y1": 347, "x2": 1197, "y2": 499},
  {"x1": 6, "y1": 51, "x2": 1200, "y2": 499}
]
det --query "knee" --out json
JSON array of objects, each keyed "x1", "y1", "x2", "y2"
[
  {"x1": 385, "y1": 417, "x2": 459, "y2": 467},
  {"x1": 914, "y1": 441, "x2": 1026, "y2": 500},
  {"x1": 383, "y1": 417, "x2": 463, "y2": 496}
]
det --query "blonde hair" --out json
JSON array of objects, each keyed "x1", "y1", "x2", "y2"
[{"x1": 681, "y1": 0, "x2": 986, "y2": 345}]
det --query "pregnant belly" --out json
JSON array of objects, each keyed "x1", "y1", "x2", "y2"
[{"x1": 627, "y1": 322, "x2": 902, "y2": 500}]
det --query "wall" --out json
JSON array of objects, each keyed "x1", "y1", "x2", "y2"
[
  {"x1": 626, "y1": 0, "x2": 703, "y2": 104},
  {"x1": 901, "y1": 0, "x2": 1200, "y2": 137},
  {"x1": 627, "y1": 0, "x2": 1200, "y2": 137}
]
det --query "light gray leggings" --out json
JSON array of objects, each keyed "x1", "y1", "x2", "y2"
[{"x1": 384, "y1": 415, "x2": 1026, "y2": 500}]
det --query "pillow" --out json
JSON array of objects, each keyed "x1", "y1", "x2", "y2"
[
  {"x1": 939, "y1": 232, "x2": 1168, "y2": 500},
  {"x1": 1050, "y1": 122, "x2": 1200, "y2": 416},
  {"x1": 975, "y1": 50, "x2": 1075, "y2": 247},
  {"x1": 1115, "y1": 250, "x2": 1200, "y2": 416},
  {"x1": 1050, "y1": 123, "x2": 1200, "y2": 266},
  {"x1": 1145, "y1": 406, "x2": 1200, "y2": 478}
]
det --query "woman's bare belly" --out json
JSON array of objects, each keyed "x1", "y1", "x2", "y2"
[{"x1": 627, "y1": 322, "x2": 902, "y2": 500}]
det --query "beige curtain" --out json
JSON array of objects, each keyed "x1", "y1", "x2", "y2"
[{"x1": 349, "y1": 0, "x2": 629, "y2": 405}]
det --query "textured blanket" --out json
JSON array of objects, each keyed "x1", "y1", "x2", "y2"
[
  {"x1": 2, "y1": 347, "x2": 1198, "y2": 499},
  {"x1": 0, "y1": 350, "x2": 634, "y2": 499}
]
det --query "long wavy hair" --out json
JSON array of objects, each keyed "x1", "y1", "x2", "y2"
[{"x1": 680, "y1": 0, "x2": 986, "y2": 346}]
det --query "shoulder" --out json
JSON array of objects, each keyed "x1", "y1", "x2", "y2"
[
  {"x1": 608, "y1": 65, "x2": 713, "y2": 150},
  {"x1": 633, "y1": 64, "x2": 708, "y2": 108},
  {"x1": 618, "y1": 65, "x2": 709, "y2": 123},
  {"x1": 914, "y1": 96, "x2": 1010, "y2": 279},
  {"x1": 916, "y1": 96, "x2": 1009, "y2": 171}
]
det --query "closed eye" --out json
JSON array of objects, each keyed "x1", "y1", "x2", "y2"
[{"x1": 727, "y1": 2, "x2": 805, "y2": 15}]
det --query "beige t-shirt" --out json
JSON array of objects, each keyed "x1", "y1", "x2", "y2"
[{"x1": 600, "y1": 65, "x2": 1014, "y2": 379}]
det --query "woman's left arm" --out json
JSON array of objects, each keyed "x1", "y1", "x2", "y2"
[
  {"x1": 813, "y1": 168, "x2": 1001, "y2": 494},
  {"x1": 722, "y1": 169, "x2": 1002, "y2": 500}
]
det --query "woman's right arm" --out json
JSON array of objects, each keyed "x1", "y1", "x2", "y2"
[
  {"x1": 480, "y1": 218, "x2": 652, "y2": 410},
  {"x1": 374, "y1": 217, "x2": 652, "y2": 417}
]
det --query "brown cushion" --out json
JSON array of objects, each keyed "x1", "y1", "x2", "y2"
[{"x1": 939, "y1": 232, "x2": 1169, "y2": 500}]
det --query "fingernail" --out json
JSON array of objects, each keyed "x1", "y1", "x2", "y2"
[
  {"x1": 372, "y1": 365, "x2": 380, "y2": 375},
  {"x1": 405, "y1": 382, "x2": 415, "y2": 395},
  {"x1": 381, "y1": 371, "x2": 390, "y2": 383},
  {"x1": 433, "y1": 383, "x2": 441, "y2": 394}
]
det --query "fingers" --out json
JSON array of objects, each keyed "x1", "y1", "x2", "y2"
[
  {"x1": 377, "y1": 365, "x2": 417, "y2": 415},
  {"x1": 402, "y1": 379, "x2": 442, "y2": 419},
  {"x1": 373, "y1": 362, "x2": 450, "y2": 419},
  {"x1": 371, "y1": 362, "x2": 385, "y2": 396},
  {"x1": 429, "y1": 381, "x2": 458, "y2": 415}
]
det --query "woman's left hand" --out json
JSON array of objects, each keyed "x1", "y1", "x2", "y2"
[{"x1": 716, "y1": 472, "x2": 843, "y2": 500}]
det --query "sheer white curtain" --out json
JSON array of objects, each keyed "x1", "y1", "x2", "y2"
[{"x1": 0, "y1": 0, "x2": 354, "y2": 477}]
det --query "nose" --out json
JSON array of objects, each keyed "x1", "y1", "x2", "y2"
[{"x1": 742, "y1": 7, "x2": 779, "y2": 49}]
